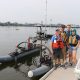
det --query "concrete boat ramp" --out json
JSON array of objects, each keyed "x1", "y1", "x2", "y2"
[{"x1": 39, "y1": 66, "x2": 77, "y2": 80}]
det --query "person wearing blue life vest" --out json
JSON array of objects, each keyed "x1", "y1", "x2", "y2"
[
  {"x1": 68, "y1": 29, "x2": 80, "y2": 66},
  {"x1": 50, "y1": 29, "x2": 64, "y2": 68}
]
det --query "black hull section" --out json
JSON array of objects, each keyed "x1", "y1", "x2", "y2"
[{"x1": 0, "y1": 48, "x2": 40, "y2": 63}]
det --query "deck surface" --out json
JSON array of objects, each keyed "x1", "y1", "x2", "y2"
[
  {"x1": 44, "y1": 49, "x2": 80, "y2": 80},
  {"x1": 45, "y1": 67, "x2": 77, "y2": 80}
]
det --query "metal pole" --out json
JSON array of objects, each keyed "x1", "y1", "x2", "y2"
[
  {"x1": 50, "y1": 19, "x2": 52, "y2": 27},
  {"x1": 45, "y1": 0, "x2": 47, "y2": 30},
  {"x1": 40, "y1": 25, "x2": 42, "y2": 58}
]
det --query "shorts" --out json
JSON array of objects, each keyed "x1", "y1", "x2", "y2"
[
  {"x1": 53, "y1": 48, "x2": 63, "y2": 59},
  {"x1": 66, "y1": 46, "x2": 68, "y2": 52},
  {"x1": 68, "y1": 46, "x2": 77, "y2": 53}
]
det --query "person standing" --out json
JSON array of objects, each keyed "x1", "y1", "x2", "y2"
[
  {"x1": 50, "y1": 29, "x2": 64, "y2": 68},
  {"x1": 59, "y1": 25, "x2": 67, "y2": 65},
  {"x1": 68, "y1": 29, "x2": 80, "y2": 66},
  {"x1": 65, "y1": 24, "x2": 72, "y2": 63}
]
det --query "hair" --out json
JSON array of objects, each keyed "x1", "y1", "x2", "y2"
[
  {"x1": 56, "y1": 29, "x2": 59, "y2": 31},
  {"x1": 60, "y1": 24, "x2": 66, "y2": 28},
  {"x1": 67, "y1": 24, "x2": 71, "y2": 27},
  {"x1": 70, "y1": 29, "x2": 77, "y2": 35}
]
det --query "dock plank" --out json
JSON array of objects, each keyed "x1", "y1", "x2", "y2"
[{"x1": 45, "y1": 67, "x2": 77, "y2": 80}]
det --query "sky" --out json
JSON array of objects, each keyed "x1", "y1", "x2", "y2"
[{"x1": 0, "y1": 0, "x2": 80, "y2": 24}]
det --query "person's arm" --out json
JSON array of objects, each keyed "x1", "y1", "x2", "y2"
[
  {"x1": 77, "y1": 35, "x2": 80, "y2": 47},
  {"x1": 50, "y1": 41, "x2": 53, "y2": 53},
  {"x1": 75, "y1": 35, "x2": 80, "y2": 48},
  {"x1": 66, "y1": 35, "x2": 71, "y2": 48},
  {"x1": 50, "y1": 36, "x2": 54, "y2": 55}
]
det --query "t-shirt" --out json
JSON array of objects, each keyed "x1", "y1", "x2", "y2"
[
  {"x1": 65, "y1": 30, "x2": 71, "y2": 38},
  {"x1": 51, "y1": 36, "x2": 55, "y2": 42},
  {"x1": 51, "y1": 35, "x2": 58, "y2": 42}
]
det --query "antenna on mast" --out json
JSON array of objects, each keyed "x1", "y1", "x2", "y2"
[{"x1": 45, "y1": 0, "x2": 47, "y2": 31}]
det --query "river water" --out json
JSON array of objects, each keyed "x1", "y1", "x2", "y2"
[{"x1": 0, "y1": 26, "x2": 80, "y2": 80}]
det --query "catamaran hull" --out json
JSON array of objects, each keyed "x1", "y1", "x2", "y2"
[
  {"x1": 28, "y1": 65, "x2": 51, "y2": 77},
  {"x1": 0, "y1": 48, "x2": 40, "y2": 63}
]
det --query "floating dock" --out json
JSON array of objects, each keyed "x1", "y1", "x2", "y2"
[{"x1": 39, "y1": 67, "x2": 77, "y2": 80}]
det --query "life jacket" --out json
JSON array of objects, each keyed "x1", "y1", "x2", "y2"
[
  {"x1": 60, "y1": 31, "x2": 67, "y2": 43},
  {"x1": 69, "y1": 35, "x2": 78, "y2": 45},
  {"x1": 57, "y1": 39, "x2": 64, "y2": 48},
  {"x1": 52, "y1": 35, "x2": 64, "y2": 49}
]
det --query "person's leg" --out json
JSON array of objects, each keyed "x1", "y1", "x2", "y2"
[
  {"x1": 56, "y1": 48, "x2": 63, "y2": 66},
  {"x1": 53, "y1": 49, "x2": 58, "y2": 66},
  {"x1": 55, "y1": 55, "x2": 60, "y2": 68},
  {"x1": 57, "y1": 57, "x2": 61, "y2": 66},
  {"x1": 60, "y1": 48, "x2": 64, "y2": 65},
  {"x1": 66, "y1": 46, "x2": 69, "y2": 61},
  {"x1": 58, "y1": 48, "x2": 62, "y2": 65},
  {"x1": 72, "y1": 49, "x2": 77, "y2": 65},
  {"x1": 54, "y1": 49, "x2": 60, "y2": 68},
  {"x1": 67, "y1": 46, "x2": 73, "y2": 66},
  {"x1": 61, "y1": 46, "x2": 66, "y2": 63},
  {"x1": 69, "y1": 53, "x2": 72, "y2": 63},
  {"x1": 66, "y1": 52, "x2": 69, "y2": 62},
  {"x1": 55, "y1": 58, "x2": 58, "y2": 64},
  {"x1": 54, "y1": 54, "x2": 59, "y2": 68},
  {"x1": 52, "y1": 49, "x2": 56, "y2": 66}
]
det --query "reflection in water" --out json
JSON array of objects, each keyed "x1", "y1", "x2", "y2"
[
  {"x1": 14, "y1": 64, "x2": 29, "y2": 80},
  {"x1": 0, "y1": 53, "x2": 40, "y2": 80}
]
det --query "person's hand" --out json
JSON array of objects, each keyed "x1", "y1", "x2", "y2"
[
  {"x1": 67, "y1": 45, "x2": 70, "y2": 48},
  {"x1": 73, "y1": 46, "x2": 77, "y2": 50}
]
